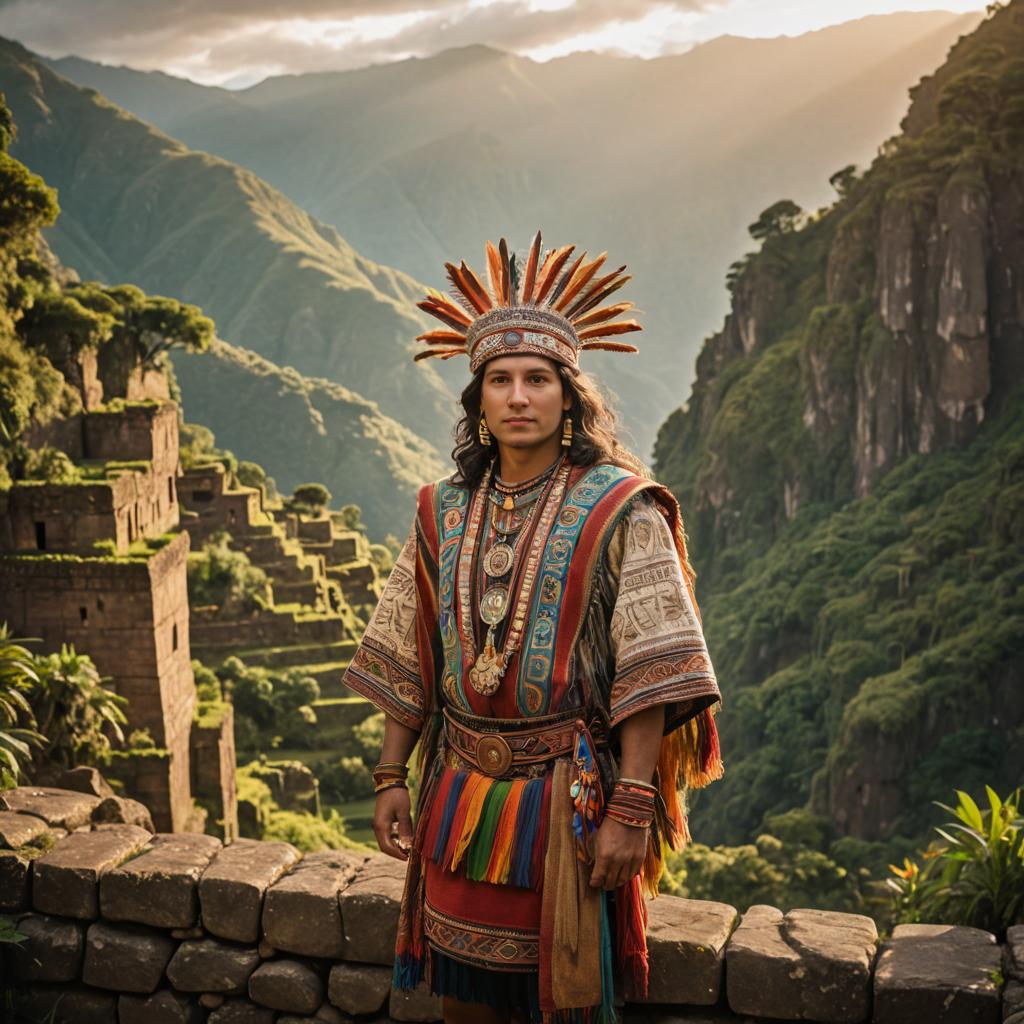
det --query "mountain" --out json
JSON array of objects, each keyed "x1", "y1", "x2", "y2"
[
  {"x1": 0, "y1": 37, "x2": 456, "y2": 457},
  {"x1": 652, "y1": 3, "x2": 1024, "y2": 850},
  {"x1": 171, "y1": 340, "x2": 445, "y2": 538},
  {"x1": 47, "y1": 11, "x2": 983, "y2": 454}
]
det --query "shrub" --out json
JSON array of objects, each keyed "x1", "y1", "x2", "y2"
[
  {"x1": 187, "y1": 532, "x2": 270, "y2": 616},
  {"x1": 887, "y1": 785, "x2": 1024, "y2": 939}
]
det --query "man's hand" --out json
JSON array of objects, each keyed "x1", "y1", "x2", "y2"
[
  {"x1": 373, "y1": 786, "x2": 413, "y2": 861},
  {"x1": 588, "y1": 816, "x2": 647, "y2": 890}
]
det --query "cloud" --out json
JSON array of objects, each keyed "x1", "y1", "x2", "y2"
[{"x1": 0, "y1": 0, "x2": 712, "y2": 84}]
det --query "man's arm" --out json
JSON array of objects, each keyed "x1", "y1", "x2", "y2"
[
  {"x1": 589, "y1": 703, "x2": 665, "y2": 890},
  {"x1": 373, "y1": 714, "x2": 421, "y2": 861}
]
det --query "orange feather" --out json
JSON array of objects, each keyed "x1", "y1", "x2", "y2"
[
  {"x1": 445, "y1": 263, "x2": 488, "y2": 315},
  {"x1": 485, "y1": 241, "x2": 503, "y2": 304},
  {"x1": 569, "y1": 274, "x2": 632, "y2": 319},
  {"x1": 418, "y1": 297, "x2": 472, "y2": 329},
  {"x1": 565, "y1": 266, "x2": 626, "y2": 318},
  {"x1": 416, "y1": 329, "x2": 467, "y2": 343},
  {"x1": 553, "y1": 252, "x2": 607, "y2": 312},
  {"x1": 547, "y1": 251, "x2": 586, "y2": 306},
  {"x1": 521, "y1": 230, "x2": 542, "y2": 304},
  {"x1": 533, "y1": 245, "x2": 575, "y2": 304},
  {"x1": 572, "y1": 302, "x2": 634, "y2": 329},
  {"x1": 414, "y1": 347, "x2": 466, "y2": 361},
  {"x1": 577, "y1": 320, "x2": 642, "y2": 341},
  {"x1": 579, "y1": 340, "x2": 640, "y2": 352},
  {"x1": 460, "y1": 261, "x2": 493, "y2": 312}
]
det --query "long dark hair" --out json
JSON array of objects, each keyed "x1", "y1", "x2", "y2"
[{"x1": 450, "y1": 361, "x2": 647, "y2": 489}]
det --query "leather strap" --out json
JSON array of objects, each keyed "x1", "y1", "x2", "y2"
[{"x1": 443, "y1": 706, "x2": 607, "y2": 776}]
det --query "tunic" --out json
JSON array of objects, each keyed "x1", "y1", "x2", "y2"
[{"x1": 344, "y1": 460, "x2": 722, "y2": 1022}]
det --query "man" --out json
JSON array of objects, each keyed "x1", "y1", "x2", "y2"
[{"x1": 344, "y1": 233, "x2": 722, "y2": 1023}]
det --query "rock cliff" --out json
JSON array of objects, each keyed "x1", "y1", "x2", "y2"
[{"x1": 653, "y1": 3, "x2": 1024, "y2": 848}]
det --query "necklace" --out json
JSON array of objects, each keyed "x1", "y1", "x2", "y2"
[
  {"x1": 462, "y1": 457, "x2": 570, "y2": 696},
  {"x1": 492, "y1": 457, "x2": 561, "y2": 511}
]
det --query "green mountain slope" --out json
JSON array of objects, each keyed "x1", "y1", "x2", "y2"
[
  {"x1": 47, "y1": 11, "x2": 982, "y2": 454},
  {"x1": 653, "y1": 2, "x2": 1024, "y2": 849},
  {"x1": 172, "y1": 339, "x2": 444, "y2": 538},
  {"x1": 0, "y1": 37, "x2": 455, "y2": 455}
]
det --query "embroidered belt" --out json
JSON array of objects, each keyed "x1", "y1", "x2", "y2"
[{"x1": 442, "y1": 706, "x2": 607, "y2": 778}]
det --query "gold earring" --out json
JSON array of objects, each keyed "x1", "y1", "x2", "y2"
[
  {"x1": 478, "y1": 413, "x2": 492, "y2": 447},
  {"x1": 561, "y1": 416, "x2": 573, "y2": 448}
]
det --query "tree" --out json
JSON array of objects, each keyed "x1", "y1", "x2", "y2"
[
  {"x1": 0, "y1": 95, "x2": 58, "y2": 252},
  {"x1": 828, "y1": 164, "x2": 859, "y2": 200},
  {"x1": 68, "y1": 282, "x2": 214, "y2": 368},
  {"x1": 291, "y1": 483, "x2": 331, "y2": 515},
  {"x1": 748, "y1": 200, "x2": 803, "y2": 243},
  {"x1": 338, "y1": 504, "x2": 362, "y2": 530}
]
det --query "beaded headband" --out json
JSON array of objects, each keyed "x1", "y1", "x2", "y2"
[{"x1": 414, "y1": 232, "x2": 642, "y2": 373}]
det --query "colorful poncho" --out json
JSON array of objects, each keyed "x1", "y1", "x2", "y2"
[{"x1": 344, "y1": 461, "x2": 722, "y2": 1022}]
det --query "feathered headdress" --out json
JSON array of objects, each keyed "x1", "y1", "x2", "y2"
[{"x1": 414, "y1": 231, "x2": 641, "y2": 372}]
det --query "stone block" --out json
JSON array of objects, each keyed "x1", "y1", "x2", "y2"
[
  {"x1": 0, "y1": 786, "x2": 101, "y2": 828},
  {"x1": 329, "y1": 961, "x2": 392, "y2": 1014},
  {"x1": 338, "y1": 854, "x2": 405, "y2": 965},
  {"x1": 92, "y1": 795, "x2": 155, "y2": 831},
  {"x1": 207, "y1": 997, "x2": 276, "y2": 1023},
  {"x1": 1007, "y1": 925, "x2": 1024, "y2": 980},
  {"x1": 389, "y1": 980, "x2": 443, "y2": 1022},
  {"x1": 640, "y1": 895, "x2": 736, "y2": 1005},
  {"x1": 9, "y1": 912, "x2": 84, "y2": 982},
  {"x1": 0, "y1": 786, "x2": 100, "y2": 827},
  {"x1": 58, "y1": 765, "x2": 115, "y2": 798},
  {"x1": 873, "y1": 923, "x2": 1001, "y2": 1024},
  {"x1": 32, "y1": 824, "x2": 152, "y2": 918},
  {"x1": 1004, "y1": 980, "x2": 1024, "y2": 1018},
  {"x1": 119, "y1": 989, "x2": 205, "y2": 1024},
  {"x1": 15, "y1": 983, "x2": 118, "y2": 1023},
  {"x1": 726, "y1": 905, "x2": 877, "y2": 1022},
  {"x1": 83, "y1": 919, "x2": 176, "y2": 993},
  {"x1": 248, "y1": 959, "x2": 324, "y2": 1013},
  {"x1": 0, "y1": 809, "x2": 48, "y2": 848},
  {"x1": 166, "y1": 936, "x2": 261, "y2": 994},
  {"x1": 262, "y1": 849, "x2": 362, "y2": 957},
  {"x1": 200, "y1": 837, "x2": 301, "y2": 942},
  {"x1": 101, "y1": 831, "x2": 221, "y2": 927},
  {"x1": 0, "y1": 848, "x2": 31, "y2": 911}
]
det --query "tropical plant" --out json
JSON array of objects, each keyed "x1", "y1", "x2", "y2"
[
  {"x1": 0, "y1": 627, "x2": 44, "y2": 785},
  {"x1": 29, "y1": 645, "x2": 127, "y2": 770},
  {"x1": 887, "y1": 786, "x2": 1024, "y2": 938}
]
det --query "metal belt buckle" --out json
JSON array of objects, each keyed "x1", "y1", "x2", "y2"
[{"x1": 476, "y1": 734, "x2": 513, "y2": 777}]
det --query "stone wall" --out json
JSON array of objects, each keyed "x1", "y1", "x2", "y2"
[
  {"x1": 191, "y1": 704, "x2": 240, "y2": 843},
  {"x1": 1, "y1": 786, "x2": 1017, "y2": 1024},
  {"x1": 0, "y1": 535, "x2": 196, "y2": 832},
  {"x1": 1, "y1": 402, "x2": 180, "y2": 556}
]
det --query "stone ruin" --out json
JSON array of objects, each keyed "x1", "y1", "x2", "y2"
[
  {"x1": 0, "y1": 785, "x2": 1019, "y2": 1024},
  {"x1": 0, "y1": 400, "x2": 237, "y2": 837},
  {"x1": 177, "y1": 463, "x2": 362, "y2": 677}
]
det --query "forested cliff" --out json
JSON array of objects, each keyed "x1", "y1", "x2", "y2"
[{"x1": 654, "y1": 2, "x2": 1024, "y2": 851}]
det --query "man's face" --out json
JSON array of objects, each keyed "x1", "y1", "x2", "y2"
[{"x1": 480, "y1": 355, "x2": 572, "y2": 451}]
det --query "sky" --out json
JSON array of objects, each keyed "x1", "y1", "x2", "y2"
[{"x1": 0, "y1": 0, "x2": 990, "y2": 88}]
